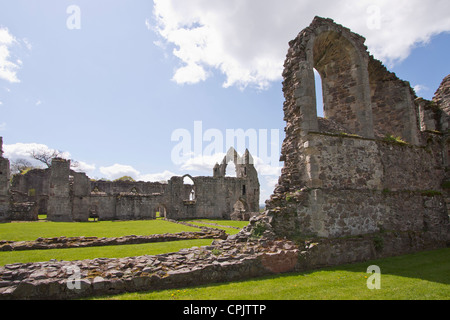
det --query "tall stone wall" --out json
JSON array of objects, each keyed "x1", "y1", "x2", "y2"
[
  {"x1": 433, "y1": 75, "x2": 450, "y2": 117},
  {"x1": 47, "y1": 158, "x2": 72, "y2": 222},
  {"x1": 368, "y1": 57, "x2": 420, "y2": 144},
  {"x1": 259, "y1": 17, "x2": 450, "y2": 261}
]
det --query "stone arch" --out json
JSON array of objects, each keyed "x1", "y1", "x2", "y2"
[
  {"x1": 130, "y1": 187, "x2": 139, "y2": 194},
  {"x1": 223, "y1": 147, "x2": 242, "y2": 177},
  {"x1": 231, "y1": 198, "x2": 250, "y2": 221},
  {"x1": 182, "y1": 174, "x2": 196, "y2": 201},
  {"x1": 233, "y1": 198, "x2": 248, "y2": 212},
  {"x1": 155, "y1": 204, "x2": 167, "y2": 219},
  {"x1": 289, "y1": 17, "x2": 374, "y2": 138},
  {"x1": 38, "y1": 198, "x2": 48, "y2": 215},
  {"x1": 89, "y1": 204, "x2": 99, "y2": 221}
]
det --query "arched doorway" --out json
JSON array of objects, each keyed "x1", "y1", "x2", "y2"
[
  {"x1": 182, "y1": 175, "x2": 196, "y2": 202},
  {"x1": 155, "y1": 204, "x2": 167, "y2": 219},
  {"x1": 231, "y1": 199, "x2": 249, "y2": 221}
]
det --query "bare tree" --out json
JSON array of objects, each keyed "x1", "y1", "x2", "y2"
[
  {"x1": 10, "y1": 158, "x2": 34, "y2": 174},
  {"x1": 29, "y1": 149, "x2": 79, "y2": 169},
  {"x1": 30, "y1": 149, "x2": 63, "y2": 168}
]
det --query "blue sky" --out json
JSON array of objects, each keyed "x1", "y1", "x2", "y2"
[{"x1": 1, "y1": 1, "x2": 450, "y2": 204}]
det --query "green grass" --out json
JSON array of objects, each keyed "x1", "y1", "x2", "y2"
[
  {"x1": 0, "y1": 239, "x2": 213, "y2": 266},
  {"x1": 0, "y1": 219, "x2": 247, "y2": 266},
  {"x1": 95, "y1": 248, "x2": 450, "y2": 300},
  {"x1": 0, "y1": 219, "x2": 201, "y2": 242},
  {"x1": 183, "y1": 219, "x2": 249, "y2": 235}
]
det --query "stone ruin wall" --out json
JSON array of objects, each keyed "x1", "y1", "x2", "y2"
[
  {"x1": 259, "y1": 17, "x2": 450, "y2": 258},
  {"x1": 0, "y1": 138, "x2": 11, "y2": 220},
  {"x1": 0, "y1": 146, "x2": 260, "y2": 223},
  {"x1": 1, "y1": 17, "x2": 450, "y2": 300}
]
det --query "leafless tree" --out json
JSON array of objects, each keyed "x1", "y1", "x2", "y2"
[
  {"x1": 30, "y1": 149, "x2": 63, "y2": 168},
  {"x1": 10, "y1": 158, "x2": 34, "y2": 174},
  {"x1": 29, "y1": 149, "x2": 79, "y2": 169}
]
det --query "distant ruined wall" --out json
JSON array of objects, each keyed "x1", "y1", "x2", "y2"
[
  {"x1": 47, "y1": 158, "x2": 72, "y2": 222},
  {"x1": 1, "y1": 145, "x2": 259, "y2": 222},
  {"x1": 0, "y1": 138, "x2": 10, "y2": 221}
]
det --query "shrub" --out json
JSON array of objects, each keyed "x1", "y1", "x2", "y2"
[
  {"x1": 250, "y1": 221, "x2": 267, "y2": 239},
  {"x1": 383, "y1": 134, "x2": 408, "y2": 145}
]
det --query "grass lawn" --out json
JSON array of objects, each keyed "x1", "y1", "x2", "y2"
[
  {"x1": 95, "y1": 248, "x2": 450, "y2": 300},
  {"x1": 183, "y1": 219, "x2": 249, "y2": 235},
  {"x1": 0, "y1": 239, "x2": 213, "y2": 266},
  {"x1": 0, "y1": 219, "x2": 247, "y2": 266},
  {"x1": 0, "y1": 219, "x2": 202, "y2": 242}
]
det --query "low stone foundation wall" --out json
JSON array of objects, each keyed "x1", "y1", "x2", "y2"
[
  {"x1": 0, "y1": 237, "x2": 299, "y2": 300},
  {"x1": 0, "y1": 230, "x2": 227, "y2": 252}
]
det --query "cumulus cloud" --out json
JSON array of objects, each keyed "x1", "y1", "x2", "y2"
[
  {"x1": 0, "y1": 27, "x2": 21, "y2": 83},
  {"x1": 3, "y1": 142, "x2": 95, "y2": 175},
  {"x1": 180, "y1": 152, "x2": 225, "y2": 173},
  {"x1": 413, "y1": 84, "x2": 429, "y2": 95},
  {"x1": 73, "y1": 161, "x2": 96, "y2": 175},
  {"x1": 179, "y1": 151, "x2": 281, "y2": 178},
  {"x1": 99, "y1": 164, "x2": 177, "y2": 183},
  {"x1": 139, "y1": 170, "x2": 177, "y2": 183},
  {"x1": 99, "y1": 164, "x2": 140, "y2": 181},
  {"x1": 4, "y1": 143, "x2": 56, "y2": 165},
  {"x1": 152, "y1": 0, "x2": 450, "y2": 89}
]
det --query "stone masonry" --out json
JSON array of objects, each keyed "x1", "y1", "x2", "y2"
[
  {"x1": 0, "y1": 138, "x2": 10, "y2": 220},
  {"x1": 0, "y1": 17, "x2": 449, "y2": 300},
  {"x1": 254, "y1": 17, "x2": 450, "y2": 257},
  {"x1": 1, "y1": 147, "x2": 259, "y2": 222}
]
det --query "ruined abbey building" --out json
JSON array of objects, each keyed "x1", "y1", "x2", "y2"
[
  {"x1": 244, "y1": 17, "x2": 450, "y2": 264},
  {"x1": 0, "y1": 144, "x2": 260, "y2": 222},
  {"x1": 0, "y1": 17, "x2": 449, "y2": 300}
]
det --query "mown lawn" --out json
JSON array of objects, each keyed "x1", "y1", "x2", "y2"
[
  {"x1": 0, "y1": 239, "x2": 213, "y2": 266},
  {"x1": 0, "y1": 219, "x2": 201, "y2": 241},
  {"x1": 0, "y1": 219, "x2": 244, "y2": 266},
  {"x1": 183, "y1": 219, "x2": 249, "y2": 235},
  {"x1": 96, "y1": 248, "x2": 450, "y2": 300}
]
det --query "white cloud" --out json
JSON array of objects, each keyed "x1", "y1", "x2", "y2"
[
  {"x1": 152, "y1": 0, "x2": 450, "y2": 89},
  {"x1": 0, "y1": 27, "x2": 21, "y2": 83},
  {"x1": 180, "y1": 152, "x2": 225, "y2": 173},
  {"x1": 139, "y1": 170, "x2": 177, "y2": 182},
  {"x1": 414, "y1": 84, "x2": 428, "y2": 95},
  {"x1": 172, "y1": 62, "x2": 208, "y2": 85},
  {"x1": 4, "y1": 142, "x2": 46, "y2": 160},
  {"x1": 35, "y1": 100, "x2": 42, "y2": 106},
  {"x1": 99, "y1": 164, "x2": 140, "y2": 181},
  {"x1": 0, "y1": 122, "x2": 6, "y2": 131},
  {"x1": 73, "y1": 161, "x2": 96, "y2": 175},
  {"x1": 179, "y1": 151, "x2": 281, "y2": 177},
  {"x1": 145, "y1": 18, "x2": 152, "y2": 30},
  {"x1": 3, "y1": 142, "x2": 96, "y2": 173},
  {"x1": 99, "y1": 164, "x2": 177, "y2": 183},
  {"x1": 22, "y1": 38, "x2": 32, "y2": 51}
]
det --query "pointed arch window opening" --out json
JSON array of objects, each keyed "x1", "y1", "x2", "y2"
[{"x1": 314, "y1": 68, "x2": 325, "y2": 118}]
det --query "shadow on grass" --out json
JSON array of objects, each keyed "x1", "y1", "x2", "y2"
[
  {"x1": 270, "y1": 247, "x2": 450, "y2": 285},
  {"x1": 94, "y1": 247, "x2": 449, "y2": 300}
]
